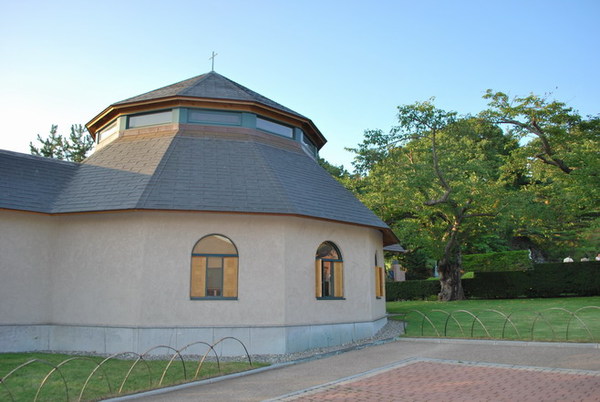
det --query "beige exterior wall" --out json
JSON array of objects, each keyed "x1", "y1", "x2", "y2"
[
  {"x1": 282, "y1": 217, "x2": 386, "y2": 326},
  {"x1": 0, "y1": 211, "x2": 54, "y2": 324},
  {"x1": 0, "y1": 209, "x2": 386, "y2": 353},
  {"x1": 47, "y1": 212, "x2": 289, "y2": 327}
]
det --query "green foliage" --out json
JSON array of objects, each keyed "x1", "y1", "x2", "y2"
[
  {"x1": 481, "y1": 90, "x2": 580, "y2": 174},
  {"x1": 462, "y1": 250, "x2": 533, "y2": 272},
  {"x1": 386, "y1": 262, "x2": 600, "y2": 301},
  {"x1": 480, "y1": 92, "x2": 600, "y2": 260},
  {"x1": 346, "y1": 90, "x2": 599, "y2": 281},
  {"x1": 30, "y1": 124, "x2": 94, "y2": 162},
  {"x1": 349, "y1": 100, "x2": 520, "y2": 300},
  {"x1": 398, "y1": 249, "x2": 431, "y2": 280},
  {"x1": 318, "y1": 157, "x2": 350, "y2": 179},
  {"x1": 386, "y1": 280, "x2": 440, "y2": 301}
]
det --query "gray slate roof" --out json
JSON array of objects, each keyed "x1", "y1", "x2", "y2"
[
  {"x1": 0, "y1": 136, "x2": 390, "y2": 233},
  {"x1": 114, "y1": 71, "x2": 306, "y2": 119},
  {"x1": 0, "y1": 150, "x2": 78, "y2": 213}
]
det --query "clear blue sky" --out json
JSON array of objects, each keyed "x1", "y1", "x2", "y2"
[{"x1": 1, "y1": 0, "x2": 598, "y2": 169}]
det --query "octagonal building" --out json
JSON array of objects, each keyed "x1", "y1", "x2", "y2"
[{"x1": 0, "y1": 72, "x2": 398, "y2": 355}]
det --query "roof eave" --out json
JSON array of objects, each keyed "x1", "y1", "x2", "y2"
[{"x1": 86, "y1": 96, "x2": 327, "y2": 148}]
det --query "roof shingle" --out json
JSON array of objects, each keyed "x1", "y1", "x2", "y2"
[
  {"x1": 114, "y1": 71, "x2": 305, "y2": 118},
  {"x1": 0, "y1": 134, "x2": 389, "y2": 235}
]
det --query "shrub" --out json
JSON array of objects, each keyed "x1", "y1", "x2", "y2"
[
  {"x1": 386, "y1": 262, "x2": 600, "y2": 301},
  {"x1": 464, "y1": 261, "x2": 600, "y2": 299},
  {"x1": 462, "y1": 272, "x2": 529, "y2": 299},
  {"x1": 529, "y1": 262, "x2": 600, "y2": 297},
  {"x1": 462, "y1": 250, "x2": 532, "y2": 272},
  {"x1": 386, "y1": 280, "x2": 440, "y2": 301}
]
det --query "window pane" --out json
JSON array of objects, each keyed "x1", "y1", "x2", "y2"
[
  {"x1": 316, "y1": 242, "x2": 340, "y2": 260},
  {"x1": 189, "y1": 110, "x2": 241, "y2": 125},
  {"x1": 322, "y1": 261, "x2": 333, "y2": 297},
  {"x1": 97, "y1": 121, "x2": 118, "y2": 143},
  {"x1": 128, "y1": 110, "x2": 172, "y2": 128},
  {"x1": 207, "y1": 256, "x2": 222, "y2": 268},
  {"x1": 301, "y1": 132, "x2": 317, "y2": 154},
  {"x1": 194, "y1": 235, "x2": 237, "y2": 255},
  {"x1": 207, "y1": 268, "x2": 222, "y2": 288},
  {"x1": 206, "y1": 257, "x2": 223, "y2": 297},
  {"x1": 256, "y1": 117, "x2": 293, "y2": 138}
]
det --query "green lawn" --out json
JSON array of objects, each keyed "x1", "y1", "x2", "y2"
[
  {"x1": 0, "y1": 352, "x2": 266, "y2": 401},
  {"x1": 387, "y1": 296, "x2": 600, "y2": 342}
]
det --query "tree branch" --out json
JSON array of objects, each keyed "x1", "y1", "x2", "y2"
[
  {"x1": 496, "y1": 118, "x2": 573, "y2": 174},
  {"x1": 463, "y1": 212, "x2": 496, "y2": 219}
]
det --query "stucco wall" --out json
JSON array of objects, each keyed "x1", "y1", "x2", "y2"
[
  {"x1": 48, "y1": 212, "x2": 288, "y2": 327},
  {"x1": 0, "y1": 211, "x2": 53, "y2": 324},
  {"x1": 0, "y1": 210, "x2": 387, "y2": 354},
  {"x1": 282, "y1": 217, "x2": 386, "y2": 326}
]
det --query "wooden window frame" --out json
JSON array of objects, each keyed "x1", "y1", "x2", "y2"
[
  {"x1": 375, "y1": 266, "x2": 385, "y2": 299},
  {"x1": 315, "y1": 242, "x2": 345, "y2": 300},
  {"x1": 190, "y1": 235, "x2": 239, "y2": 300}
]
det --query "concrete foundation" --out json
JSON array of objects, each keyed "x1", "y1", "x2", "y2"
[{"x1": 0, "y1": 317, "x2": 387, "y2": 356}]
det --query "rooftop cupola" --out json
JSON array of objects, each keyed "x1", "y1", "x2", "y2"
[{"x1": 86, "y1": 71, "x2": 326, "y2": 157}]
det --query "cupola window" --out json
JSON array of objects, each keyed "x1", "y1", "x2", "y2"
[
  {"x1": 189, "y1": 109, "x2": 242, "y2": 125},
  {"x1": 128, "y1": 110, "x2": 173, "y2": 128},
  {"x1": 301, "y1": 131, "x2": 317, "y2": 156},
  {"x1": 256, "y1": 117, "x2": 294, "y2": 138},
  {"x1": 96, "y1": 120, "x2": 118, "y2": 143}
]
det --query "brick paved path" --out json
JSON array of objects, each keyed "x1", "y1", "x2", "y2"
[{"x1": 277, "y1": 359, "x2": 600, "y2": 402}]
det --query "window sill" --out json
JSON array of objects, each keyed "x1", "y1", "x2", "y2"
[
  {"x1": 316, "y1": 297, "x2": 345, "y2": 300},
  {"x1": 190, "y1": 297, "x2": 238, "y2": 301}
]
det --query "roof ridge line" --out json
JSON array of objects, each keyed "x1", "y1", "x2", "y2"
[
  {"x1": 251, "y1": 141, "x2": 302, "y2": 213},
  {"x1": 134, "y1": 134, "x2": 180, "y2": 209},
  {"x1": 114, "y1": 73, "x2": 210, "y2": 105},
  {"x1": 175, "y1": 72, "x2": 214, "y2": 96},
  {"x1": 217, "y1": 74, "x2": 306, "y2": 118}
]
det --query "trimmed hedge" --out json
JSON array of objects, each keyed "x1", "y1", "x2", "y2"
[
  {"x1": 465, "y1": 261, "x2": 600, "y2": 299},
  {"x1": 386, "y1": 261, "x2": 600, "y2": 301},
  {"x1": 462, "y1": 250, "x2": 532, "y2": 272},
  {"x1": 386, "y1": 280, "x2": 440, "y2": 301}
]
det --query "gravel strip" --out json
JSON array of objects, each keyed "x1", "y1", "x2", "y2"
[
  {"x1": 251, "y1": 319, "x2": 405, "y2": 364},
  {"x1": 35, "y1": 320, "x2": 405, "y2": 364}
]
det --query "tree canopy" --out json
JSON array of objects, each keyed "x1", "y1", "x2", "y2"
[
  {"x1": 30, "y1": 124, "x2": 94, "y2": 162},
  {"x1": 340, "y1": 92, "x2": 599, "y2": 300}
]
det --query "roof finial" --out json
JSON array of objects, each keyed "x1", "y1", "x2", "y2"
[{"x1": 209, "y1": 51, "x2": 218, "y2": 72}]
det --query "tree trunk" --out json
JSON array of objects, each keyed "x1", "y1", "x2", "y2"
[{"x1": 437, "y1": 234, "x2": 465, "y2": 301}]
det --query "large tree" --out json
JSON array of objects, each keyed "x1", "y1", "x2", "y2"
[
  {"x1": 350, "y1": 100, "x2": 515, "y2": 301},
  {"x1": 30, "y1": 124, "x2": 93, "y2": 162},
  {"x1": 481, "y1": 92, "x2": 600, "y2": 260}
]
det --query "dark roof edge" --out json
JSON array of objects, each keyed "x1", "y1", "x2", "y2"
[{"x1": 0, "y1": 149, "x2": 81, "y2": 166}]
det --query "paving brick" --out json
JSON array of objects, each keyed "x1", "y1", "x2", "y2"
[{"x1": 280, "y1": 360, "x2": 600, "y2": 402}]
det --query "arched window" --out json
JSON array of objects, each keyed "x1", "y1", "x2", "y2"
[
  {"x1": 315, "y1": 241, "x2": 344, "y2": 299},
  {"x1": 190, "y1": 234, "x2": 238, "y2": 299}
]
